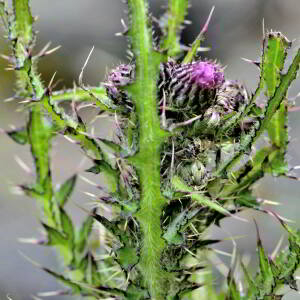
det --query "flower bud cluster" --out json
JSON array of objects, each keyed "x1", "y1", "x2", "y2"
[{"x1": 105, "y1": 60, "x2": 248, "y2": 129}]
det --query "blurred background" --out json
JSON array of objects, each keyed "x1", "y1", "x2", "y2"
[{"x1": 1, "y1": 0, "x2": 300, "y2": 299}]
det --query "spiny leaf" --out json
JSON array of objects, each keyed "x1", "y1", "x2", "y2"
[
  {"x1": 86, "y1": 160, "x2": 119, "y2": 193},
  {"x1": 227, "y1": 271, "x2": 244, "y2": 300},
  {"x1": 125, "y1": 284, "x2": 150, "y2": 300},
  {"x1": 220, "y1": 146, "x2": 274, "y2": 198},
  {"x1": 263, "y1": 31, "x2": 291, "y2": 98},
  {"x1": 163, "y1": 207, "x2": 201, "y2": 245},
  {"x1": 6, "y1": 127, "x2": 28, "y2": 145},
  {"x1": 54, "y1": 175, "x2": 77, "y2": 207},
  {"x1": 161, "y1": 0, "x2": 189, "y2": 56},
  {"x1": 42, "y1": 267, "x2": 82, "y2": 294},
  {"x1": 240, "y1": 262, "x2": 258, "y2": 298},
  {"x1": 43, "y1": 223, "x2": 73, "y2": 265},
  {"x1": 172, "y1": 176, "x2": 230, "y2": 216},
  {"x1": 117, "y1": 245, "x2": 139, "y2": 271},
  {"x1": 60, "y1": 208, "x2": 75, "y2": 245},
  {"x1": 268, "y1": 100, "x2": 288, "y2": 149},
  {"x1": 266, "y1": 149, "x2": 289, "y2": 176},
  {"x1": 13, "y1": 0, "x2": 33, "y2": 45},
  {"x1": 257, "y1": 47, "x2": 300, "y2": 143},
  {"x1": 51, "y1": 86, "x2": 117, "y2": 112},
  {"x1": 98, "y1": 138, "x2": 122, "y2": 154},
  {"x1": 65, "y1": 127, "x2": 103, "y2": 160},
  {"x1": 219, "y1": 47, "x2": 300, "y2": 175},
  {"x1": 163, "y1": 209, "x2": 188, "y2": 245},
  {"x1": 234, "y1": 191, "x2": 259, "y2": 209},
  {"x1": 93, "y1": 214, "x2": 126, "y2": 245},
  {"x1": 41, "y1": 92, "x2": 79, "y2": 130},
  {"x1": 85, "y1": 253, "x2": 102, "y2": 285},
  {"x1": 267, "y1": 101, "x2": 289, "y2": 176},
  {"x1": 236, "y1": 221, "x2": 300, "y2": 299},
  {"x1": 255, "y1": 222, "x2": 275, "y2": 295},
  {"x1": 27, "y1": 107, "x2": 52, "y2": 187},
  {"x1": 75, "y1": 209, "x2": 95, "y2": 257},
  {"x1": 93, "y1": 213, "x2": 138, "y2": 272}
]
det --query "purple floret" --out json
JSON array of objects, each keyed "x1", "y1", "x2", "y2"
[{"x1": 188, "y1": 61, "x2": 224, "y2": 89}]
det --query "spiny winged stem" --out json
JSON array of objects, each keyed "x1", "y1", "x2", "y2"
[{"x1": 2, "y1": 0, "x2": 300, "y2": 299}]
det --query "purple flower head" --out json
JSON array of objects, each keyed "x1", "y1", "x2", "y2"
[
  {"x1": 188, "y1": 61, "x2": 224, "y2": 89},
  {"x1": 105, "y1": 64, "x2": 135, "y2": 103},
  {"x1": 107, "y1": 64, "x2": 134, "y2": 87}
]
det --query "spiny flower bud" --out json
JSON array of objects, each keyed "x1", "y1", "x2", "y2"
[
  {"x1": 159, "y1": 59, "x2": 225, "y2": 110},
  {"x1": 173, "y1": 60, "x2": 224, "y2": 89},
  {"x1": 202, "y1": 80, "x2": 248, "y2": 127},
  {"x1": 216, "y1": 80, "x2": 248, "y2": 112},
  {"x1": 105, "y1": 63, "x2": 135, "y2": 104}
]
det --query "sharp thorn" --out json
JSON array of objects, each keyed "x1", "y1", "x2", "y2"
[
  {"x1": 4, "y1": 97, "x2": 16, "y2": 102},
  {"x1": 0, "y1": 54, "x2": 11, "y2": 61},
  {"x1": 37, "y1": 41, "x2": 51, "y2": 57},
  {"x1": 44, "y1": 45, "x2": 61, "y2": 56},
  {"x1": 79, "y1": 46, "x2": 94, "y2": 87},
  {"x1": 14, "y1": 155, "x2": 32, "y2": 175},
  {"x1": 200, "y1": 6, "x2": 215, "y2": 36},
  {"x1": 48, "y1": 71, "x2": 57, "y2": 90},
  {"x1": 241, "y1": 57, "x2": 261, "y2": 68}
]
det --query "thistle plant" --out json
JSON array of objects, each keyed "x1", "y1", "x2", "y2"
[{"x1": 1, "y1": 0, "x2": 300, "y2": 299}]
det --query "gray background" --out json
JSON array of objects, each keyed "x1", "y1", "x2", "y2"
[{"x1": 1, "y1": 0, "x2": 300, "y2": 299}]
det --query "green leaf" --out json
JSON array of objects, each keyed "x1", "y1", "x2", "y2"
[
  {"x1": 227, "y1": 271, "x2": 243, "y2": 300},
  {"x1": 268, "y1": 102, "x2": 288, "y2": 148},
  {"x1": 126, "y1": 285, "x2": 150, "y2": 300},
  {"x1": 60, "y1": 208, "x2": 75, "y2": 245},
  {"x1": 93, "y1": 214, "x2": 125, "y2": 244},
  {"x1": 220, "y1": 146, "x2": 273, "y2": 198},
  {"x1": 54, "y1": 175, "x2": 77, "y2": 207},
  {"x1": 263, "y1": 31, "x2": 291, "y2": 98},
  {"x1": 163, "y1": 207, "x2": 201, "y2": 245},
  {"x1": 86, "y1": 160, "x2": 119, "y2": 193},
  {"x1": 171, "y1": 176, "x2": 231, "y2": 216},
  {"x1": 41, "y1": 93, "x2": 79, "y2": 130},
  {"x1": 234, "y1": 191, "x2": 259, "y2": 209},
  {"x1": 6, "y1": 127, "x2": 28, "y2": 145},
  {"x1": 161, "y1": 0, "x2": 189, "y2": 57},
  {"x1": 44, "y1": 223, "x2": 73, "y2": 265},
  {"x1": 117, "y1": 246, "x2": 139, "y2": 271},
  {"x1": 27, "y1": 107, "x2": 56, "y2": 227},
  {"x1": 51, "y1": 86, "x2": 117, "y2": 112},
  {"x1": 65, "y1": 127, "x2": 103, "y2": 160},
  {"x1": 75, "y1": 212, "x2": 95, "y2": 257},
  {"x1": 256, "y1": 47, "x2": 300, "y2": 143},
  {"x1": 266, "y1": 149, "x2": 289, "y2": 176},
  {"x1": 257, "y1": 236, "x2": 274, "y2": 295},
  {"x1": 267, "y1": 101, "x2": 289, "y2": 176},
  {"x1": 42, "y1": 267, "x2": 82, "y2": 294},
  {"x1": 93, "y1": 213, "x2": 137, "y2": 271},
  {"x1": 13, "y1": 0, "x2": 33, "y2": 45},
  {"x1": 27, "y1": 108, "x2": 53, "y2": 187},
  {"x1": 85, "y1": 253, "x2": 102, "y2": 285},
  {"x1": 218, "y1": 47, "x2": 300, "y2": 176},
  {"x1": 163, "y1": 209, "x2": 188, "y2": 245},
  {"x1": 240, "y1": 262, "x2": 258, "y2": 298},
  {"x1": 98, "y1": 138, "x2": 122, "y2": 154}
]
